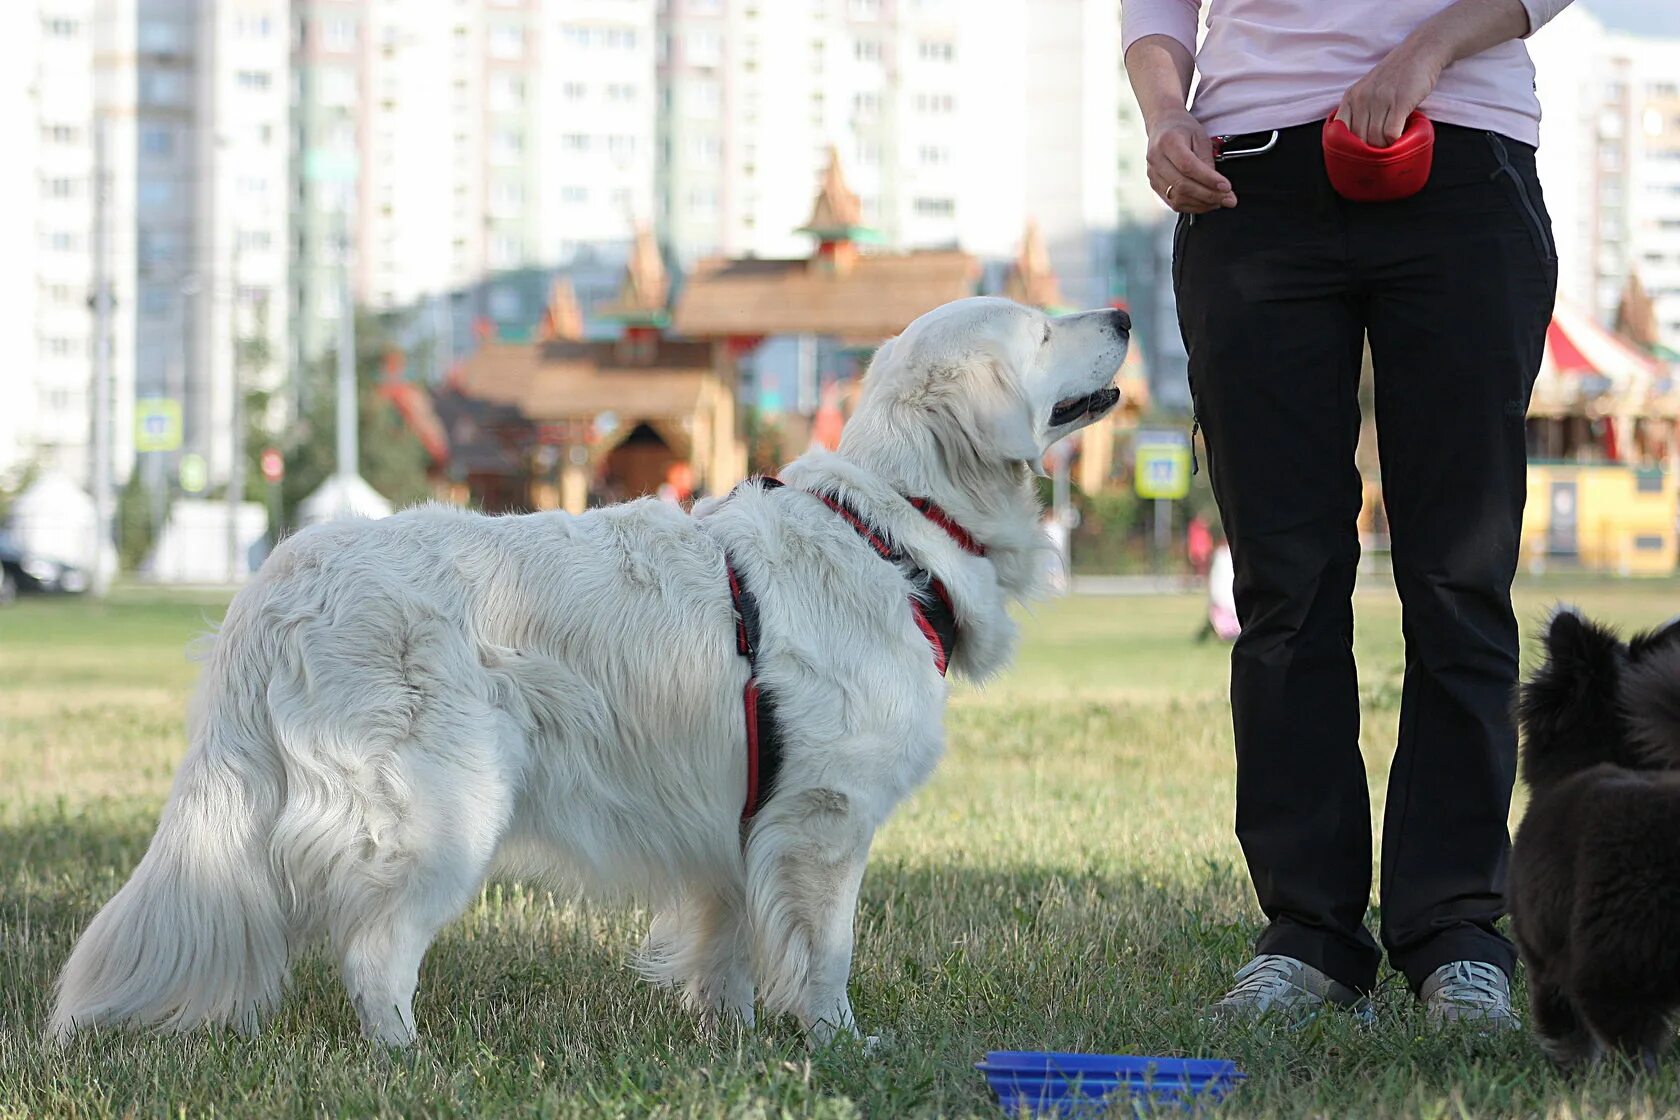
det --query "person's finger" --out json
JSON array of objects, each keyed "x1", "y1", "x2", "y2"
[
  {"x1": 1160, "y1": 133, "x2": 1231, "y2": 194},
  {"x1": 1162, "y1": 176, "x2": 1226, "y2": 211},
  {"x1": 1380, "y1": 103, "x2": 1407, "y2": 145}
]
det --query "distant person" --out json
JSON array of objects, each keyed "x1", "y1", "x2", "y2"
[
  {"x1": 1186, "y1": 514, "x2": 1214, "y2": 577},
  {"x1": 1124, "y1": 0, "x2": 1567, "y2": 1028},
  {"x1": 1198, "y1": 537, "x2": 1239, "y2": 643}
]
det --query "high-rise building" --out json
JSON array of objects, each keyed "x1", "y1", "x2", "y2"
[
  {"x1": 0, "y1": 0, "x2": 135, "y2": 490},
  {"x1": 125, "y1": 0, "x2": 291, "y2": 492},
  {"x1": 1533, "y1": 5, "x2": 1680, "y2": 351},
  {"x1": 290, "y1": 0, "x2": 658, "y2": 376},
  {"x1": 657, "y1": 0, "x2": 1149, "y2": 311}
]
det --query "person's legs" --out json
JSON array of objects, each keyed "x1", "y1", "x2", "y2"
[
  {"x1": 1175, "y1": 128, "x2": 1381, "y2": 993},
  {"x1": 1360, "y1": 125, "x2": 1557, "y2": 992}
]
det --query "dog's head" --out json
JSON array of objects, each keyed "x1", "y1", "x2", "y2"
[
  {"x1": 1517, "y1": 608, "x2": 1680, "y2": 791},
  {"x1": 845, "y1": 296, "x2": 1131, "y2": 483}
]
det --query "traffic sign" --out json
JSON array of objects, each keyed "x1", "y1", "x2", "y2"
[
  {"x1": 179, "y1": 453, "x2": 208, "y2": 494},
  {"x1": 135, "y1": 398, "x2": 182, "y2": 452},
  {"x1": 260, "y1": 448, "x2": 284, "y2": 484},
  {"x1": 1134, "y1": 429, "x2": 1192, "y2": 500}
]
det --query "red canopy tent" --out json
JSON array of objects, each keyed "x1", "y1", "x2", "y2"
[{"x1": 1530, "y1": 303, "x2": 1673, "y2": 464}]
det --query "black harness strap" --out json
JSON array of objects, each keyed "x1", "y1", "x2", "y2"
[{"x1": 725, "y1": 476, "x2": 982, "y2": 821}]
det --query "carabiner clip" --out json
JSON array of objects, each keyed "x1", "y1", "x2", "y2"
[{"x1": 1212, "y1": 130, "x2": 1279, "y2": 163}]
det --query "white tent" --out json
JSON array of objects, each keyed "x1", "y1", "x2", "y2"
[
  {"x1": 4, "y1": 471, "x2": 115, "y2": 574},
  {"x1": 298, "y1": 473, "x2": 393, "y2": 527},
  {"x1": 146, "y1": 499, "x2": 269, "y2": 584}
]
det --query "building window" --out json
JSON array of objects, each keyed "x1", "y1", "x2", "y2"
[
  {"x1": 237, "y1": 14, "x2": 273, "y2": 38},
  {"x1": 237, "y1": 70, "x2": 272, "y2": 91},
  {"x1": 491, "y1": 74, "x2": 525, "y2": 110},
  {"x1": 563, "y1": 80, "x2": 586, "y2": 100},
  {"x1": 140, "y1": 71, "x2": 188, "y2": 106},
  {"x1": 324, "y1": 17, "x2": 356, "y2": 51},
  {"x1": 44, "y1": 177, "x2": 77, "y2": 199},
  {"x1": 489, "y1": 24, "x2": 524, "y2": 59},
  {"x1": 492, "y1": 130, "x2": 525, "y2": 161},
  {"x1": 915, "y1": 92, "x2": 955, "y2": 114},
  {"x1": 561, "y1": 185, "x2": 588, "y2": 204},
  {"x1": 919, "y1": 144, "x2": 948, "y2": 165},
  {"x1": 44, "y1": 17, "x2": 80, "y2": 37},
  {"x1": 607, "y1": 135, "x2": 636, "y2": 157},
  {"x1": 917, "y1": 40, "x2": 954, "y2": 61},
  {"x1": 236, "y1": 230, "x2": 273, "y2": 252},
  {"x1": 914, "y1": 197, "x2": 955, "y2": 217},
  {"x1": 138, "y1": 180, "x2": 175, "y2": 208},
  {"x1": 562, "y1": 133, "x2": 590, "y2": 152},
  {"x1": 139, "y1": 124, "x2": 174, "y2": 156},
  {"x1": 607, "y1": 82, "x2": 636, "y2": 102},
  {"x1": 44, "y1": 124, "x2": 80, "y2": 145},
  {"x1": 854, "y1": 38, "x2": 881, "y2": 62},
  {"x1": 849, "y1": 0, "x2": 881, "y2": 16}
]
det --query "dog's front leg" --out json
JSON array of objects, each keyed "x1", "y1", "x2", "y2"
[{"x1": 745, "y1": 787, "x2": 874, "y2": 1045}]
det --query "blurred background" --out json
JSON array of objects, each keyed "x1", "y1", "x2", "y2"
[{"x1": 1, "y1": 0, "x2": 1678, "y2": 598}]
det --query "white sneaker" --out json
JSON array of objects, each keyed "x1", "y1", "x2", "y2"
[
  {"x1": 1210, "y1": 954, "x2": 1368, "y2": 1024},
  {"x1": 1419, "y1": 961, "x2": 1519, "y2": 1030}
]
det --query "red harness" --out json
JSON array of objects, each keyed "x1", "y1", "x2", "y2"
[{"x1": 724, "y1": 478, "x2": 985, "y2": 821}]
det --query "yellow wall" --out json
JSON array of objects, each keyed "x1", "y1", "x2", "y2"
[{"x1": 1521, "y1": 463, "x2": 1678, "y2": 576}]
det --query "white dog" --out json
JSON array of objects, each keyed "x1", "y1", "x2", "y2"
[{"x1": 50, "y1": 296, "x2": 1130, "y2": 1047}]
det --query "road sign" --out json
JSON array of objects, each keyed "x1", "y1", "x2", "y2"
[
  {"x1": 179, "y1": 453, "x2": 208, "y2": 494},
  {"x1": 260, "y1": 447, "x2": 284, "y2": 484},
  {"x1": 134, "y1": 398, "x2": 182, "y2": 452},
  {"x1": 1134, "y1": 429, "x2": 1192, "y2": 500}
]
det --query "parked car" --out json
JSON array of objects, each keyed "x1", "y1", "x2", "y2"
[{"x1": 0, "y1": 533, "x2": 89, "y2": 604}]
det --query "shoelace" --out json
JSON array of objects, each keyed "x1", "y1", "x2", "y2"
[
  {"x1": 1222, "y1": 955, "x2": 1302, "y2": 1002},
  {"x1": 1431, "y1": 961, "x2": 1507, "y2": 1009}
]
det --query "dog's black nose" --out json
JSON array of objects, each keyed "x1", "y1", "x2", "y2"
[{"x1": 1111, "y1": 307, "x2": 1132, "y2": 334}]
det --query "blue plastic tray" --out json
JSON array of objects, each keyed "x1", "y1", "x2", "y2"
[{"x1": 976, "y1": 1051, "x2": 1246, "y2": 1116}]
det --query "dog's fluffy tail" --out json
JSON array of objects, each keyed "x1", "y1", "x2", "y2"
[{"x1": 50, "y1": 609, "x2": 289, "y2": 1042}]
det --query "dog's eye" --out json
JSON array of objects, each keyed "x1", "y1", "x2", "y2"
[{"x1": 1042, "y1": 323, "x2": 1052, "y2": 345}]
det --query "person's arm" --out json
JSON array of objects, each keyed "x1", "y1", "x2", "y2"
[
  {"x1": 1337, "y1": 0, "x2": 1576, "y2": 146},
  {"x1": 1123, "y1": 0, "x2": 1236, "y2": 214}
]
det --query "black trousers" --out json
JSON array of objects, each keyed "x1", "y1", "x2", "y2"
[{"x1": 1173, "y1": 122, "x2": 1557, "y2": 994}]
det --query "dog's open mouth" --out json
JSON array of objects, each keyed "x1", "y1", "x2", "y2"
[{"x1": 1049, "y1": 386, "x2": 1122, "y2": 427}]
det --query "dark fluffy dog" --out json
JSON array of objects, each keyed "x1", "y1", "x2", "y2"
[{"x1": 1509, "y1": 609, "x2": 1680, "y2": 1068}]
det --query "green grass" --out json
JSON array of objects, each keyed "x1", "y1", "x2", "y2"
[{"x1": 2, "y1": 578, "x2": 1679, "y2": 1118}]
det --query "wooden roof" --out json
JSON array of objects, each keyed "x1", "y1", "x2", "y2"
[
  {"x1": 671, "y1": 250, "x2": 979, "y2": 338},
  {"x1": 598, "y1": 225, "x2": 670, "y2": 322},
  {"x1": 1002, "y1": 220, "x2": 1065, "y2": 310},
  {"x1": 802, "y1": 146, "x2": 864, "y2": 235},
  {"x1": 452, "y1": 338, "x2": 715, "y2": 423}
]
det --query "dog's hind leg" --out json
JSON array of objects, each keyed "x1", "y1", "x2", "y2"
[
  {"x1": 642, "y1": 885, "x2": 756, "y2": 1030},
  {"x1": 321, "y1": 708, "x2": 516, "y2": 1047},
  {"x1": 745, "y1": 787, "x2": 873, "y2": 1045}
]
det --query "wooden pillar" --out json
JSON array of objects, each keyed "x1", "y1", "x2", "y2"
[
  {"x1": 531, "y1": 481, "x2": 560, "y2": 511},
  {"x1": 560, "y1": 462, "x2": 587, "y2": 514},
  {"x1": 1077, "y1": 413, "x2": 1116, "y2": 493}
]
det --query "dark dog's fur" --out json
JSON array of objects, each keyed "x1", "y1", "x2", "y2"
[{"x1": 1509, "y1": 609, "x2": 1680, "y2": 1068}]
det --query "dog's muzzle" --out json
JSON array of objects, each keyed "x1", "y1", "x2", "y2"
[{"x1": 1049, "y1": 386, "x2": 1122, "y2": 427}]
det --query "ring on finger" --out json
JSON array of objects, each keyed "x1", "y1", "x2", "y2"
[{"x1": 1166, "y1": 183, "x2": 1176, "y2": 201}]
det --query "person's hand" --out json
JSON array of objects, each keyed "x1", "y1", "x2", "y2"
[
  {"x1": 1146, "y1": 110, "x2": 1236, "y2": 214},
  {"x1": 1335, "y1": 38, "x2": 1449, "y2": 147}
]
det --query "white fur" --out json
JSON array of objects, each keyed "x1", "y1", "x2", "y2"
[{"x1": 49, "y1": 297, "x2": 1129, "y2": 1046}]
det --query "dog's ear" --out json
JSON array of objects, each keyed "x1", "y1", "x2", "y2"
[
  {"x1": 1628, "y1": 614, "x2": 1680, "y2": 663},
  {"x1": 992, "y1": 399, "x2": 1048, "y2": 478},
  {"x1": 1516, "y1": 608, "x2": 1631, "y2": 792},
  {"x1": 1624, "y1": 644, "x2": 1680, "y2": 769},
  {"x1": 911, "y1": 355, "x2": 1045, "y2": 481}
]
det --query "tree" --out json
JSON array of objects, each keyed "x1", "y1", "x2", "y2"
[{"x1": 259, "y1": 310, "x2": 433, "y2": 530}]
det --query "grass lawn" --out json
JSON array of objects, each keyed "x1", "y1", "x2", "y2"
[{"x1": 2, "y1": 577, "x2": 1678, "y2": 1118}]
